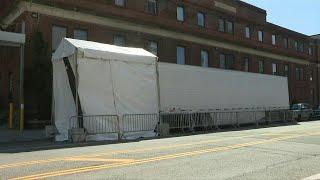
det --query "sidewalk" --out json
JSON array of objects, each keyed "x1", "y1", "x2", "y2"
[{"x1": 0, "y1": 126, "x2": 48, "y2": 143}]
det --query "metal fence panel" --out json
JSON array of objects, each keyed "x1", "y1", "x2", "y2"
[
  {"x1": 160, "y1": 113, "x2": 192, "y2": 130},
  {"x1": 122, "y1": 114, "x2": 159, "y2": 133},
  {"x1": 70, "y1": 115, "x2": 119, "y2": 134}
]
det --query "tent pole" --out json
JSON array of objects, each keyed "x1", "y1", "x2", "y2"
[
  {"x1": 74, "y1": 48, "x2": 81, "y2": 128},
  {"x1": 155, "y1": 58, "x2": 161, "y2": 125}
]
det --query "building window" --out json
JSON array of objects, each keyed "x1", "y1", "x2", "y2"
[
  {"x1": 258, "y1": 30, "x2": 264, "y2": 42},
  {"x1": 220, "y1": 54, "x2": 235, "y2": 70},
  {"x1": 245, "y1": 26, "x2": 251, "y2": 39},
  {"x1": 272, "y1": 34, "x2": 276, "y2": 45},
  {"x1": 74, "y1": 29, "x2": 88, "y2": 40},
  {"x1": 294, "y1": 41, "x2": 298, "y2": 51},
  {"x1": 226, "y1": 55, "x2": 235, "y2": 70},
  {"x1": 295, "y1": 67, "x2": 304, "y2": 80},
  {"x1": 177, "y1": 46, "x2": 185, "y2": 65},
  {"x1": 219, "y1": 54, "x2": 226, "y2": 69},
  {"x1": 201, "y1": 50, "x2": 209, "y2": 67},
  {"x1": 115, "y1": 0, "x2": 125, "y2": 7},
  {"x1": 52, "y1": 25, "x2": 67, "y2": 52},
  {"x1": 177, "y1": 6, "x2": 185, "y2": 22},
  {"x1": 148, "y1": 41, "x2": 158, "y2": 56},
  {"x1": 197, "y1": 12, "x2": 205, "y2": 27},
  {"x1": 244, "y1": 57, "x2": 250, "y2": 72},
  {"x1": 113, "y1": 35, "x2": 126, "y2": 46},
  {"x1": 148, "y1": 0, "x2": 157, "y2": 15},
  {"x1": 309, "y1": 46, "x2": 313, "y2": 55},
  {"x1": 298, "y1": 42, "x2": 304, "y2": 53},
  {"x1": 258, "y1": 60, "x2": 264, "y2": 73},
  {"x1": 284, "y1": 38, "x2": 289, "y2": 48},
  {"x1": 226, "y1": 21, "x2": 234, "y2": 34},
  {"x1": 272, "y1": 63, "x2": 277, "y2": 75},
  {"x1": 284, "y1": 64, "x2": 289, "y2": 77},
  {"x1": 218, "y1": 18, "x2": 225, "y2": 32}
]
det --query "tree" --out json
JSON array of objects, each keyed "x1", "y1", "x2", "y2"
[{"x1": 25, "y1": 29, "x2": 52, "y2": 121}]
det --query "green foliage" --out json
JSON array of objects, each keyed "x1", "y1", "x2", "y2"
[{"x1": 25, "y1": 29, "x2": 52, "y2": 119}]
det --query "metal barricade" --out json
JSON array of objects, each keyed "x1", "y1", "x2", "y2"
[
  {"x1": 191, "y1": 113, "x2": 213, "y2": 130},
  {"x1": 122, "y1": 114, "x2": 159, "y2": 133},
  {"x1": 160, "y1": 112, "x2": 192, "y2": 131},
  {"x1": 69, "y1": 115, "x2": 119, "y2": 135},
  {"x1": 214, "y1": 111, "x2": 238, "y2": 128}
]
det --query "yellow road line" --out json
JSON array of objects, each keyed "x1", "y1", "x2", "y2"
[
  {"x1": 0, "y1": 134, "x2": 257, "y2": 169},
  {"x1": 65, "y1": 158, "x2": 135, "y2": 163},
  {"x1": 1, "y1": 128, "x2": 318, "y2": 170},
  {"x1": 10, "y1": 132, "x2": 320, "y2": 180}
]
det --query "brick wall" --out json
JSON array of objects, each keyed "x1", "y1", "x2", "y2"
[{"x1": 0, "y1": 0, "x2": 318, "y2": 122}]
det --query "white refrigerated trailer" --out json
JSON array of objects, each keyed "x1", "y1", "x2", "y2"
[{"x1": 158, "y1": 62, "x2": 290, "y2": 113}]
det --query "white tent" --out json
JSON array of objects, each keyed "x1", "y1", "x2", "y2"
[{"x1": 52, "y1": 38, "x2": 159, "y2": 141}]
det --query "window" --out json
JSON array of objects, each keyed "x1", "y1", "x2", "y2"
[
  {"x1": 219, "y1": 54, "x2": 226, "y2": 69},
  {"x1": 226, "y1": 55, "x2": 235, "y2": 69},
  {"x1": 284, "y1": 64, "x2": 289, "y2": 77},
  {"x1": 258, "y1": 60, "x2": 264, "y2": 73},
  {"x1": 309, "y1": 46, "x2": 313, "y2": 55},
  {"x1": 177, "y1": 46, "x2": 185, "y2": 65},
  {"x1": 295, "y1": 67, "x2": 304, "y2": 80},
  {"x1": 197, "y1": 12, "x2": 205, "y2": 27},
  {"x1": 218, "y1": 18, "x2": 225, "y2": 32},
  {"x1": 201, "y1": 50, "x2": 209, "y2": 67},
  {"x1": 52, "y1": 26, "x2": 67, "y2": 52},
  {"x1": 298, "y1": 42, "x2": 304, "y2": 53},
  {"x1": 244, "y1": 57, "x2": 250, "y2": 72},
  {"x1": 294, "y1": 41, "x2": 298, "y2": 51},
  {"x1": 245, "y1": 26, "x2": 251, "y2": 39},
  {"x1": 226, "y1": 21, "x2": 234, "y2": 34},
  {"x1": 148, "y1": 41, "x2": 158, "y2": 56},
  {"x1": 272, "y1": 63, "x2": 277, "y2": 75},
  {"x1": 113, "y1": 35, "x2": 126, "y2": 46},
  {"x1": 177, "y1": 6, "x2": 185, "y2": 22},
  {"x1": 115, "y1": 0, "x2": 125, "y2": 7},
  {"x1": 74, "y1": 29, "x2": 88, "y2": 40},
  {"x1": 258, "y1": 30, "x2": 264, "y2": 42},
  {"x1": 284, "y1": 38, "x2": 289, "y2": 48},
  {"x1": 272, "y1": 34, "x2": 276, "y2": 45},
  {"x1": 148, "y1": 0, "x2": 157, "y2": 15},
  {"x1": 300, "y1": 68, "x2": 304, "y2": 80},
  {"x1": 220, "y1": 54, "x2": 235, "y2": 70}
]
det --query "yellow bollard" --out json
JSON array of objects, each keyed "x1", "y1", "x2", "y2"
[{"x1": 9, "y1": 103, "x2": 13, "y2": 129}]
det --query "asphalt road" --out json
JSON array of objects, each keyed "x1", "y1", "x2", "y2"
[{"x1": 0, "y1": 121, "x2": 320, "y2": 180}]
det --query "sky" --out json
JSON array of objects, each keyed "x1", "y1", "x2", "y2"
[{"x1": 242, "y1": 0, "x2": 320, "y2": 36}]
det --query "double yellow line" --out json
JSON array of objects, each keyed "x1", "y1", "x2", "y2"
[
  {"x1": 10, "y1": 132, "x2": 320, "y2": 180},
  {"x1": 0, "y1": 134, "x2": 257, "y2": 170},
  {"x1": 1, "y1": 128, "x2": 318, "y2": 170}
]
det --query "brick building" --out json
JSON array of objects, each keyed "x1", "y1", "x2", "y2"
[{"x1": 0, "y1": 0, "x2": 319, "y2": 126}]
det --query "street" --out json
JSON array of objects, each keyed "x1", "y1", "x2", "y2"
[{"x1": 1, "y1": 121, "x2": 320, "y2": 180}]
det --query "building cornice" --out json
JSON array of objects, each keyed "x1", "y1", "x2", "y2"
[{"x1": 1, "y1": 1, "x2": 311, "y2": 65}]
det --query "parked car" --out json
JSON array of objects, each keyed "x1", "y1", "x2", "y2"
[
  {"x1": 291, "y1": 103, "x2": 313, "y2": 121},
  {"x1": 311, "y1": 105, "x2": 320, "y2": 120}
]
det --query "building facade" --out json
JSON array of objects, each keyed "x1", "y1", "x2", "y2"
[{"x1": 0, "y1": 0, "x2": 319, "y2": 126}]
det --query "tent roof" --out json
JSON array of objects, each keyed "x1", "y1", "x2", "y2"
[{"x1": 52, "y1": 38, "x2": 157, "y2": 64}]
